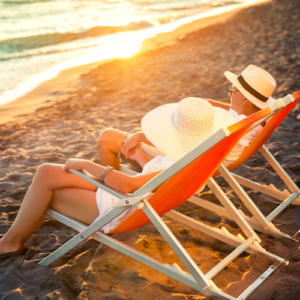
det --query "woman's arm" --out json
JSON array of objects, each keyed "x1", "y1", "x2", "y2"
[
  {"x1": 63, "y1": 158, "x2": 105, "y2": 179},
  {"x1": 63, "y1": 158, "x2": 162, "y2": 194},
  {"x1": 105, "y1": 167, "x2": 163, "y2": 194},
  {"x1": 120, "y1": 141, "x2": 151, "y2": 169},
  {"x1": 122, "y1": 131, "x2": 154, "y2": 158}
]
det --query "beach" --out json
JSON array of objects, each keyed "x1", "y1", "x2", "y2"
[{"x1": 1, "y1": 0, "x2": 300, "y2": 298}]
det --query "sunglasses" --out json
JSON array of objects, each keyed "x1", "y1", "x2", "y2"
[{"x1": 229, "y1": 85, "x2": 239, "y2": 93}]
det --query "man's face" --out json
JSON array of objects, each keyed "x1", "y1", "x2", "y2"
[{"x1": 228, "y1": 85, "x2": 246, "y2": 113}]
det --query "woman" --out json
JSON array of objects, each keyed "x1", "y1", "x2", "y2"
[{"x1": 0, "y1": 97, "x2": 236, "y2": 258}]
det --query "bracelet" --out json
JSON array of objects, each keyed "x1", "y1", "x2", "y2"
[{"x1": 100, "y1": 166, "x2": 114, "y2": 182}]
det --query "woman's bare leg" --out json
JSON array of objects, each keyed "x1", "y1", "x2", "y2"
[
  {"x1": 50, "y1": 188, "x2": 99, "y2": 225},
  {"x1": 18, "y1": 187, "x2": 99, "y2": 246},
  {"x1": 0, "y1": 163, "x2": 97, "y2": 254}
]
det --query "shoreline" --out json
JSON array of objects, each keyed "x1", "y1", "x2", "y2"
[{"x1": 0, "y1": 0, "x2": 268, "y2": 125}]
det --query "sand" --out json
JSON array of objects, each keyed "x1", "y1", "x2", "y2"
[{"x1": 1, "y1": 0, "x2": 300, "y2": 299}]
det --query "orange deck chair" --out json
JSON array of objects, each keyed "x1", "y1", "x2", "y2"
[
  {"x1": 39, "y1": 105, "x2": 287, "y2": 300},
  {"x1": 188, "y1": 91, "x2": 300, "y2": 240}
]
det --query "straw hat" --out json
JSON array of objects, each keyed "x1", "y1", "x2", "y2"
[
  {"x1": 141, "y1": 97, "x2": 236, "y2": 160},
  {"x1": 225, "y1": 64, "x2": 276, "y2": 109}
]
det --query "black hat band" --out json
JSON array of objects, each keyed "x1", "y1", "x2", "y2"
[{"x1": 237, "y1": 74, "x2": 269, "y2": 102}]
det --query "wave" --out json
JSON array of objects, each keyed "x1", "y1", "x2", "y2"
[
  {"x1": 0, "y1": 0, "x2": 241, "y2": 59},
  {"x1": 0, "y1": 44, "x2": 98, "y2": 62},
  {"x1": 0, "y1": 20, "x2": 155, "y2": 56},
  {"x1": 1, "y1": 0, "x2": 58, "y2": 3}
]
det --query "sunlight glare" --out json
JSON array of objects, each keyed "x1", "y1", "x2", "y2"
[
  {"x1": 114, "y1": 41, "x2": 141, "y2": 58},
  {"x1": 73, "y1": 32, "x2": 142, "y2": 67}
]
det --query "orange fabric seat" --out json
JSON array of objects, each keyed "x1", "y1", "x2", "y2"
[
  {"x1": 213, "y1": 90, "x2": 300, "y2": 176},
  {"x1": 190, "y1": 91, "x2": 300, "y2": 240},
  {"x1": 110, "y1": 107, "x2": 273, "y2": 234}
]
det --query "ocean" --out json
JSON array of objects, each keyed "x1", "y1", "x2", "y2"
[{"x1": 0, "y1": 0, "x2": 261, "y2": 106}]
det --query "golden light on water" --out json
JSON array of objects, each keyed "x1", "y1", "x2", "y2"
[
  {"x1": 71, "y1": 30, "x2": 145, "y2": 67},
  {"x1": 104, "y1": 30, "x2": 143, "y2": 58},
  {"x1": 119, "y1": 42, "x2": 142, "y2": 58}
]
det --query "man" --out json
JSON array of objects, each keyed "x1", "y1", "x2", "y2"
[{"x1": 97, "y1": 64, "x2": 276, "y2": 170}]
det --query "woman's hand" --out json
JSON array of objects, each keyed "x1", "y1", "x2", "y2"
[
  {"x1": 121, "y1": 132, "x2": 143, "y2": 158},
  {"x1": 62, "y1": 158, "x2": 87, "y2": 174},
  {"x1": 125, "y1": 144, "x2": 143, "y2": 162}
]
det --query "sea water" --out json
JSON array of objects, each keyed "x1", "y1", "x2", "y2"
[{"x1": 0, "y1": 0, "x2": 260, "y2": 106}]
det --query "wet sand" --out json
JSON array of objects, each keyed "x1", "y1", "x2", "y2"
[{"x1": 1, "y1": 0, "x2": 300, "y2": 299}]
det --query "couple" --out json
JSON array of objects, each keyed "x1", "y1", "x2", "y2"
[{"x1": 0, "y1": 64, "x2": 276, "y2": 258}]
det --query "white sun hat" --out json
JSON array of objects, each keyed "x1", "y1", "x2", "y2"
[
  {"x1": 141, "y1": 97, "x2": 236, "y2": 160},
  {"x1": 225, "y1": 64, "x2": 276, "y2": 109}
]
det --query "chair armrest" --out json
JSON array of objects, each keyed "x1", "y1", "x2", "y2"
[
  {"x1": 119, "y1": 164, "x2": 140, "y2": 176},
  {"x1": 70, "y1": 169, "x2": 128, "y2": 200}
]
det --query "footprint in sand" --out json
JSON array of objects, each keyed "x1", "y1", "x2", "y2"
[{"x1": 8, "y1": 174, "x2": 22, "y2": 182}]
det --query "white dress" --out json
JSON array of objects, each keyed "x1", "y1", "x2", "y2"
[
  {"x1": 223, "y1": 109, "x2": 263, "y2": 166},
  {"x1": 94, "y1": 156, "x2": 175, "y2": 233}
]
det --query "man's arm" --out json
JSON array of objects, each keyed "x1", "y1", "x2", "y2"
[{"x1": 206, "y1": 99, "x2": 230, "y2": 111}]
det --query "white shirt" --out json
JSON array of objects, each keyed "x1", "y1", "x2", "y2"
[{"x1": 223, "y1": 109, "x2": 263, "y2": 166}]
